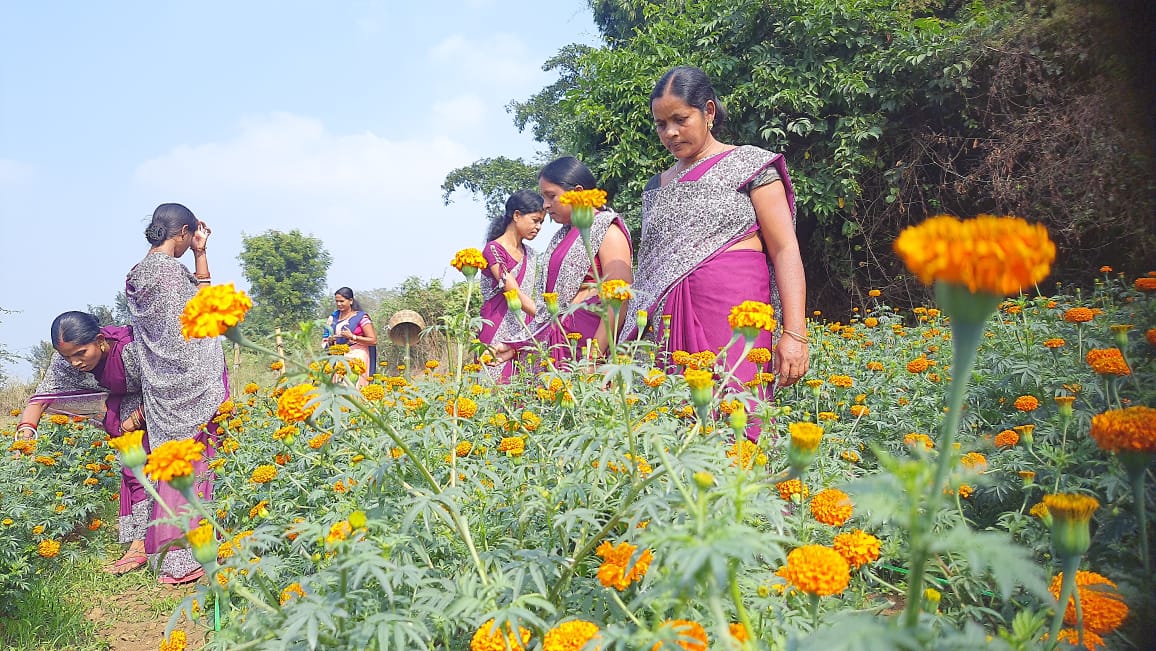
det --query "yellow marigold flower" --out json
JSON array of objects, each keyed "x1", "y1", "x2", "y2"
[
  {"x1": 671, "y1": 350, "x2": 692, "y2": 366},
  {"x1": 558, "y1": 188, "x2": 607, "y2": 209},
  {"x1": 360, "y1": 384, "x2": 386, "y2": 401},
  {"x1": 307, "y1": 432, "x2": 332, "y2": 449},
  {"x1": 277, "y1": 383, "x2": 318, "y2": 423},
  {"x1": 727, "y1": 622, "x2": 749, "y2": 642},
  {"x1": 37, "y1": 539, "x2": 61, "y2": 558},
  {"x1": 1048, "y1": 571, "x2": 1129, "y2": 634},
  {"x1": 454, "y1": 441, "x2": 473, "y2": 457},
  {"x1": 956, "y1": 484, "x2": 974, "y2": 499},
  {"x1": 904, "y1": 433, "x2": 934, "y2": 450},
  {"x1": 727, "y1": 300, "x2": 777, "y2": 336},
  {"x1": 1089, "y1": 406, "x2": 1156, "y2": 454},
  {"x1": 833, "y1": 529, "x2": 881, "y2": 569},
  {"x1": 651, "y1": 619, "x2": 708, "y2": 651},
  {"x1": 682, "y1": 369, "x2": 713, "y2": 391},
  {"x1": 520, "y1": 410, "x2": 541, "y2": 431},
  {"x1": 180, "y1": 283, "x2": 252, "y2": 340},
  {"x1": 1134, "y1": 277, "x2": 1156, "y2": 292},
  {"x1": 273, "y1": 425, "x2": 298, "y2": 441},
  {"x1": 849, "y1": 404, "x2": 869, "y2": 418},
  {"x1": 279, "y1": 582, "x2": 305, "y2": 606},
  {"x1": 248, "y1": 464, "x2": 277, "y2": 484},
  {"x1": 497, "y1": 436, "x2": 525, "y2": 456},
  {"x1": 789, "y1": 421, "x2": 823, "y2": 452},
  {"x1": 841, "y1": 449, "x2": 861, "y2": 463},
  {"x1": 994, "y1": 429, "x2": 1019, "y2": 448},
  {"x1": 1029, "y1": 501, "x2": 1050, "y2": 520},
  {"x1": 446, "y1": 396, "x2": 478, "y2": 419},
  {"x1": 425, "y1": 359, "x2": 440, "y2": 370},
  {"x1": 325, "y1": 520, "x2": 352, "y2": 545},
  {"x1": 598, "y1": 279, "x2": 633, "y2": 304},
  {"x1": 906, "y1": 356, "x2": 931, "y2": 373},
  {"x1": 143, "y1": 439, "x2": 205, "y2": 484},
  {"x1": 269, "y1": 359, "x2": 285, "y2": 371},
  {"x1": 863, "y1": 317, "x2": 879, "y2": 328},
  {"x1": 817, "y1": 411, "x2": 839, "y2": 421},
  {"x1": 776, "y1": 479, "x2": 809, "y2": 501},
  {"x1": 1085, "y1": 348, "x2": 1131, "y2": 376},
  {"x1": 471, "y1": 619, "x2": 531, "y2": 651},
  {"x1": 1014, "y1": 395, "x2": 1040, "y2": 412},
  {"x1": 47, "y1": 413, "x2": 70, "y2": 426},
  {"x1": 159, "y1": 630, "x2": 187, "y2": 651},
  {"x1": 811, "y1": 488, "x2": 854, "y2": 526},
  {"x1": 1063, "y1": 307, "x2": 1095, "y2": 323},
  {"x1": 828, "y1": 374, "x2": 853, "y2": 389},
  {"x1": 865, "y1": 361, "x2": 884, "y2": 371},
  {"x1": 451, "y1": 248, "x2": 488, "y2": 275},
  {"x1": 642, "y1": 368, "x2": 667, "y2": 387},
  {"x1": 960, "y1": 452, "x2": 987, "y2": 471},
  {"x1": 595, "y1": 540, "x2": 654, "y2": 591},
  {"x1": 779, "y1": 545, "x2": 851, "y2": 596},
  {"x1": 726, "y1": 439, "x2": 767, "y2": 469},
  {"x1": 746, "y1": 347, "x2": 771, "y2": 364},
  {"x1": 893, "y1": 214, "x2": 1054, "y2": 295}
]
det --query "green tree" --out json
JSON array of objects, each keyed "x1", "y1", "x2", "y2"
[
  {"x1": 441, "y1": 156, "x2": 540, "y2": 218},
  {"x1": 23, "y1": 340, "x2": 54, "y2": 380},
  {"x1": 237, "y1": 230, "x2": 332, "y2": 336},
  {"x1": 86, "y1": 304, "x2": 115, "y2": 327}
]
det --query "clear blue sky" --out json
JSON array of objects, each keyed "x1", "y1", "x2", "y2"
[{"x1": 0, "y1": 1, "x2": 599, "y2": 380}]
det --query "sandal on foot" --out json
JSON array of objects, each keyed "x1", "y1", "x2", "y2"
[
  {"x1": 158, "y1": 567, "x2": 205, "y2": 586},
  {"x1": 103, "y1": 552, "x2": 147, "y2": 575}
]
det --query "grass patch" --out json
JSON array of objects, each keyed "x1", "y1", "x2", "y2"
[{"x1": 0, "y1": 560, "x2": 109, "y2": 651}]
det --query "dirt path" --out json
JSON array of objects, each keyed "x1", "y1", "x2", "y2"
[{"x1": 86, "y1": 581, "x2": 208, "y2": 650}]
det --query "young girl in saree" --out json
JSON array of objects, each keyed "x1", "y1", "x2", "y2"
[
  {"x1": 126, "y1": 202, "x2": 228, "y2": 585},
  {"x1": 322, "y1": 287, "x2": 378, "y2": 387},
  {"x1": 478, "y1": 190, "x2": 545, "y2": 381},
  {"x1": 16, "y1": 311, "x2": 150, "y2": 574},
  {"x1": 493, "y1": 157, "x2": 632, "y2": 366},
  {"x1": 624, "y1": 67, "x2": 809, "y2": 404}
]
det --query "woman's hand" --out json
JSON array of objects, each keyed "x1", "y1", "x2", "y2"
[
  {"x1": 491, "y1": 342, "x2": 516, "y2": 364},
  {"x1": 192, "y1": 221, "x2": 212, "y2": 251},
  {"x1": 774, "y1": 336, "x2": 809, "y2": 388}
]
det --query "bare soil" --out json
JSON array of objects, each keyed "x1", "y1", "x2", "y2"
[{"x1": 86, "y1": 580, "x2": 209, "y2": 650}]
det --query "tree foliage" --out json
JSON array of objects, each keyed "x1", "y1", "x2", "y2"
[
  {"x1": 237, "y1": 230, "x2": 332, "y2": 336},
  {"x1": 440, "y1": 156, "x2": 540, "y2": 218}
]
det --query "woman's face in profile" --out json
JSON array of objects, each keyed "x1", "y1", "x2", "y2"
[
  {"x1": 514, "y1": 210, "x2": 546, "y2": 241},
  {"x1": 538, "y1": 178, "x2": 572, "y2": 225}
]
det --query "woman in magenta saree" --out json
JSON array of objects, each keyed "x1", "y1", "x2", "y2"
[
  {"x1": 624, "y1": 67, "x2": 810, "y2": 415},
  {"x1": 479, "y1": 190, "x2": 545, "y2": 381},
  {"x1": 127, "y1": 203, "x2": 228, "y2": 585},
  {"x1": 495, "y1": 158, "x2": 632, "y2": 366},
  {"x1": 16, "y1": 311, "x2": 150, "y2": 574}
]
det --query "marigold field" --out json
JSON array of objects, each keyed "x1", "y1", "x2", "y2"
[{"x1": 3, "y1": 269, "x2": 1155, "y2": 650}]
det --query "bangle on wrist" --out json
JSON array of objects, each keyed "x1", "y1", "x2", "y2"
[
  {"x1": 17, "y1": 424, "x2": 37, "y2": 436},
  {"x1": 782, "y1": 329, "x2": 810, "y2": 344}
]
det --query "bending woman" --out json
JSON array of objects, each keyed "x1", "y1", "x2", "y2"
[
  {"x1": 478, "y1": 190, "x2": 545, "y2": 380},
  {"x1": 16, "y1": 311, "x2": 149, "y2": 574},
  {"x1": 126, "y1": 202, "x2": 228, "y2": 585},
  {"x1": 624, "y1": 66, "x2": 809, "y2": 392},
  {"x1": 323, "y1": 287, "x2": 378, "y2": 387},
  {"x1": 495, "y1": 157, "x2": 632, "y2": 365}
]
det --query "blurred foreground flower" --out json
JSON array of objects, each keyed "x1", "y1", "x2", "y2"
[{"x1": 180, "y1": 283, "x2": 252, "y2": 340}]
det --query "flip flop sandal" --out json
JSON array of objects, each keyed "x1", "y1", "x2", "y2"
[
  {"x1": 103, "y1": 552, "x2": 148, "y2": 575},
  {"x1": 158, "y1": 566, "x2": 205, "y2": 586}
]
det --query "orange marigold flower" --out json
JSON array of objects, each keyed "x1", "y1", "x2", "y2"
[
  {"x1": 651, "y1": 619, "x2": 708, "y2": 651},
  {"x1": 445, "y1": 396, "x2": 478, "y2": 418},
  {"x1": 451, "y1": 248, "x2": 488, "y2": 274},
  {"x1": 308, "y1": 432, "x2": 332, "y2": 449},
  {"x1": 1014, "y1": 395, "x2": 1040, "y2": 412},
  {"x1": 159, "y1": 630, "x2": 188, "y2": 651},
  {"x1": 277, "y1": 383, "x2": 318, "y2": 423},
  {"x1": 960, "y1": 452, "x2": 987, "y2": 471},
  {"x1": 37, "y1": 539, "x2": 61, "y2": 558},
  {"x1": 1089, "y1": 406, "x2": 1156, "y2": 454},
  {"x1": 558, "y1": 188, "x2": 607, "y2": 209},
  {"x1": 249, "y1": 464, "x2": 277, "y2": 484},
  {"x1": 1085, "y1": 348, "x2": 1131, "y2": 376},
  {"x1": 1147, "y1": 328, "x2": 1156, "y2": 346},
  {"x1": 180, "y1": 283, "x2": 252, "y2": 340},
  {"x1": 833, "y1": 529, "x2": 881, "y2": 569},
  {"x1": 810, "y1": 488, "x2": 853, "y2": 526},
  {"x1": 143, "y1": 439, "x2": 205, "y2": 483},
  {"x1": 1043, "y1": 337, "x2": 1066, "y2": 349},
  {"x1": 1048, "y1": 571, "x2": 1129, "y2": 634},
  {"x1": 497, "y1": 436, "x2": 525, "y2": 457},
  {"x1": 471, "y1": 619, "x2": 530, "y2": 651},
  {"x1": 776, "y1": 479, "x2": 809, "y2": 502},
  {"x1": 543, "y1": 620, "x2": 601, "y2": 651},
  {"x1": 1063, "y1": 307, "x2": 1095, "y2": 323},
  {"x1": 595, "y1": 540, "x2": 653, "y2": 591},
  {"x1": 727, "y1": 300, "x2": 777, "y2": 334},
  {"x1": 994, "y1": 429, "x2": 1019, "y2": 448},
  {"x1": 746, "y1": 347, "x2": 772, "y2": 365},
  {"x1": 904, "y1": 433, "x2": 934, "y2": 450},
  {"x1": 643, "y1": 368, "x2": 667, "y2": 387},
  {"x1": 726, "y1": 438, "x2": 767, "y2": 469},
  {"x1": 598, "y1": 279, "x2": 633, "y2": 304},
  {"x1": 779, "y1": 545, "x2": 851, "y2": 596},
  {"x1": 1133, "y1": 277, "x2": 1156, "y2": 292},
  {"x1": 906, "y1": 356, "x2": 931, "y2": 373},
  {"x1": 893, "y1": 214, "x2": 1054, "y2": 295},
  {"x1": 866, "y1": 361, "x2": 884, "y2": 371},
  {"x1": 849, "y1": 404, "x2": 869, "y2": 418},
  {"x1": 279, "y1": 582, "x2": 305, "y2": 606}
]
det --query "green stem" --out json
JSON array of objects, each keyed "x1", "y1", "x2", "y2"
[
  {"x1": 1049, "y1": 555, "x2": 1081, "y2": 642},
  {"x1": 1126, "y1": 458, "x2": 1151, "y2": 576},
  {"x1": 729, "y1": 562, "x2": 755, "y2": 645}
]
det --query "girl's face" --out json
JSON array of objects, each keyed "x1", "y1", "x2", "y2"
[
  {"x1": 334, "y1": 294, "x2": 352, "y2": 312},
  {"x1": 55, "y1": 337, "x2": 106, "y2": 373},
  {"x1": 539, "y1": 178, "x2": 577, "y2": 225},
  {"x1": 511, "y1": 210, "x2": 546, "y2": 241},
  {"x1": 651, "y1": 91, "x2": 716, "y2": 163}
]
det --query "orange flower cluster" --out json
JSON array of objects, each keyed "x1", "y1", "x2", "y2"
[
  {"x1": 595, "y1": 540, "x2": 653, "y2": 591},
  {"x1": 1147, "y1": 328, "x2": 1156, "y2": 346},
  {"x1": 143, "y1": 439, "x2": 205, "y2": 483},
  {"x1": 893, "y1": 214, "x2": 1054, "y2": 295},
  {"x1": 277, "y1": 384, "x2": 318, "y2": 423},
  {"x1": 776, "y1": 479, "x2": 809, "y2": 502},
  {"x1": 279, "y1": 582, "x2": 305, "y2": 606},
  {"x1": 543, "y1": 620, "x2": 601, "y2": 651},
  {"x1": 1014, "y1": 395, "x2": 1040, "y2": 412},
  {"x1": 727, "y1": 438, "x2": 767, "y2": 469},
  {"x1": 1085, "y1": 348, "x2": 1131, "y2": 376},
  {"x1": 470, "y1": 620, "x2": 531, "y2": 651},
  {"x1": 37, "y1": 539, "x2": 61, "y2": 558},
  {"x1": 747, "y1": 347, "x2": 772, "y2": 365},
  {"x1": 727, "y1": 300, "x2": 777, "y2": 333},
  {"x1": 904, "y1": 433, "x2": 934, "y2": 450},
  {"x1": 652, "y1": 619, "x2": 708, "y2": 651},
  {"x1": 960, "y1": 452, "x2": 987, "y2": 471},
  {"x1": 1043, "y1": 338, "x2": 1066, "y2": 348},
  {"x1": 1053, "y1": 628, "x2": 1106, "y2": 651},
  {"x1": 1134, "y1": 277, "x2": 1156, "y2": 292},
  {"x1": 1063, "y1": 307, "x2": 1095, "y2": 323},
  {"x1": 778, "y1": 545, "x2": 851, "y2": 596},
  {"x1": 159, "y1": 630, "x2": 188, "y2": 651},
  {"x1": 906, "y1": 356, "x2": 931, "y2": 373},
  {"x1": 445, "y1": 396, "x2": 478, "y2": 418},
  {"x1": 598, "y1": 279, "x2": 633, "y2": 304},
  {"x1": 1089, "y1": 406, "x2": 1156, "y2": 454},
  {"x1": 179, "y1": 283, "x2": 252, "y2": 340},
  {"x1": 450, "y1": 248, "x2": 488, "y2": 274},
  {"x1": 832, "y1": 529, "x2": 881, "y2": 569},
  {"x1": 1048, "y1": 571, "x2": 1129, "y2": 634},
  {"x1": 249, "y1": 464, "x2": 277, "y2": 484},
  {"x1": 810, "y1": 488, "x2": 854, "y2": 526},
  {"x1": 497, "y1": 436, "x2": 525, "y2": 456},
  {"x1": 558, "y1": 188, "x2": 607, "y2": 209},
  {"x1": 994, "y1": 429, "x2": 1019, "y2": 448}
]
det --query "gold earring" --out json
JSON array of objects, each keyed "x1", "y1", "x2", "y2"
[
  {"x1": 707, "y1": 120, "x2": 714, "y2": 131},
  {"x1": 99, "y1": 341, "x2": 109, "y2": 353}
]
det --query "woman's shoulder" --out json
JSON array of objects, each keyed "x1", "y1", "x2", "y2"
[{"x1": 733, "y1": 144, "x2": 780, "y2": 165}]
